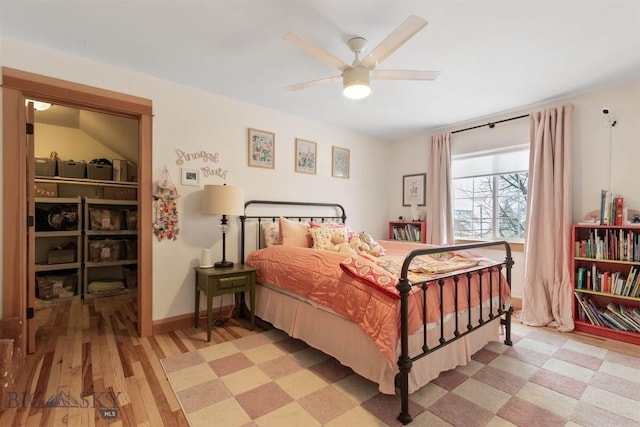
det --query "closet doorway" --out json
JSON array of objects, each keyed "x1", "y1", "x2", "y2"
[{"x1": 2, "y1": 67, "x2": 153, "y2": 353}]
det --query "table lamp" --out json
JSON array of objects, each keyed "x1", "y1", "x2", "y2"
[{"x1": 202, "y1": 184, "x2": 245, "y2": 268}]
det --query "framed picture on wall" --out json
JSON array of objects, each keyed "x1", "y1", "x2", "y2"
[
  {"x1": 295, "y1": 138, "x2": 317, "y2": 174},
  {"x1": 403, "y1": 173, "x2": 426, "y2": 206},
  {"x1": 248, "y1": 128, "x2": 275, "y2": 169},
  {"x1": 181, "y1": 168, "x2": 200, "y2": 186},
  {"x1": 331, "y1": 146, "x2": 350, "y2": 179}
]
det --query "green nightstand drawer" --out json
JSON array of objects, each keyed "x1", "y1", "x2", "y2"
[
  {"x1": 218, "y1": 275, "x2": 249, "y2": 291},
  {"x1": 195, "y1": 264, "x2": 256, "y2": 342}
]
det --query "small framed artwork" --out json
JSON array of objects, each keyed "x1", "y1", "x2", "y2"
[
  {"x1": 403, "y1": 173, "x2": 426, "y2": 206},
  {"x1": 248, "y1": 128, "x2": 275, "y2": 169},
  {"x1": 181, "y1": 168, "x2": 200, "y2": 187},
  {"x1": 331, "y1": 146, "x2": 350, "y2": 179},
  {"x1": 295, "y1": 138, "x2": 317, "y2": 174}
]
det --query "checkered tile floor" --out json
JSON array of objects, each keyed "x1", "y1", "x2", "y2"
[{"x1": 161, "y1": 323, "x2": 640, "y2": 426}]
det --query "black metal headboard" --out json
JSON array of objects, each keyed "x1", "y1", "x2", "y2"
[{"x1": 239, "y1": 200, "x2": 346, "y2": 262}]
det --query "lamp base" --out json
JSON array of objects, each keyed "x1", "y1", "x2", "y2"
[{"x1": 214, "y1": 260, "x2": 234, "y2": 268}]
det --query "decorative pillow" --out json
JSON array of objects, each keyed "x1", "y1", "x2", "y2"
[
  {"x1": 309, "y1": 221, "x2": 355, "y2": 240},
  {"x1": 260, "y1": 221, "x2": 281, "y2": 247},
  {"x1": 309, "y1": 226, "x2": 349, "y2": 251},
  {"x1": 279, "y1": 217, "x2": 311, "y2": 247}
]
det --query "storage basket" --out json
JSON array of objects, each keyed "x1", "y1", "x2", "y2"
[
  {"x1": 88, "y1": 239, "x2": 121, "y2": 262},
  {"x1": 34, "y1": 157, "x2": 56, "y2": 176},
  {"x1": 89, "y1": 208, "x2": 122, "y2": 231},
  {"x1": 57, "y1": 160, "x2": 87, "y2": 178},
  {"x1": 124, "y1": 268, "x2": 138, "y2": 289},
  {"x1": 36, "y1": 273, "x2": 77, "y2": 300},
  {"x1": 123, "y1": 239, "x2": 137, "y2": 260},
  {"x1": 125, "y1": 209, "x2": 138, "y2": 230},
  {"x1": 47, "y1": 249, "x2": 75, "y2": 265},
  {"x1": 87, "y1": 163, "x2": 113, "y2": 181}
]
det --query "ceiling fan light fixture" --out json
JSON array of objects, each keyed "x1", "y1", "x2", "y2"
[{"x1": 343, "y1": 67, "x2": 371, "y2": 100}]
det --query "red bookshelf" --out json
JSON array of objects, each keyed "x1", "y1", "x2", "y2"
[{"x1": 572, "y1": 224, "x2": 640, "y2": 345}]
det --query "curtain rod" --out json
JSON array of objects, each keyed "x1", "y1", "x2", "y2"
[{"x1": 451, "y1": 114, "x2": 529, "y2": 134}]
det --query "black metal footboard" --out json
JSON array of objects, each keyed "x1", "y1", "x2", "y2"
[{"x1": 396, "y1": 241, "x2": 514, "y2": 425}]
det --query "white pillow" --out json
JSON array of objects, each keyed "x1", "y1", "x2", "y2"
[{"x1": 260, "y1": 221, "x2": 280, "y2": 247}]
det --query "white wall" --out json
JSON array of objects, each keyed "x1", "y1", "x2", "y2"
[
  {"x1": 0, "y1": 37, "x2": 391, "y2": 320},
  {"x1": 390, "y1": 80, "x2": 640, "y2": 299}
]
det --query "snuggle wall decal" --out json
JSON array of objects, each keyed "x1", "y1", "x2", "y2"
[{"x1": 175, "y1": 149, "x2": 228, "y2": 181}]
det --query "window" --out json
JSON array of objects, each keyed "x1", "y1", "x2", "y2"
[{"x1": 452, "y1": 146, "x2": 528, "y2": 242}]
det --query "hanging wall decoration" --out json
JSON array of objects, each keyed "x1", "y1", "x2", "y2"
[{"x1": 153, "y1": 166, "x2": 180, "y2": 241}]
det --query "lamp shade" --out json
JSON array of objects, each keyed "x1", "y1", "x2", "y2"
[
  {"x1": 202, "y1": 185, "x2": 244, "y2": 216},
  {"x1": 343, "y1": 66, "x2": 371, "y2": 100}
]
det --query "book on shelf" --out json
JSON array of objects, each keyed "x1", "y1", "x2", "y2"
[
  {"x1": 606, "y1": 303, "x2": 640, "y2": 332},
  {"x1": 619, "y1": 306, "x2": 640, "y2": 332},
  {"x1": 599, "y1": 308, "x2": 629, "y2": 331},
  {"x1": 614, "y1": 197, "x2": 624, "y2": 226},
  {"x1": 574, "y1": 292, "x2": 640, "y2": 334},
  {"x1": 574, "y1": 292, "x2": 601, "y2": 326},
  {"x1": 576, "y1": 227, "x2": 639, "y2": 262},
  {"x1": 598, "y1": 190, "x2": 630, "y2": 226},
  {"x1": 576, "y1": 267, "x2": 586, "y2": 289},
  {"x1": 631, "y1": 273, "x2": 640, "y2": 298},
  {"x1": 392, "y1": 223, "x2": 423, "y2": 242}
]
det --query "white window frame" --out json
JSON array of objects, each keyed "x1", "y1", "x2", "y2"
[{"x1": 452, "y1": 146, "x2": 529, "y2": 243}]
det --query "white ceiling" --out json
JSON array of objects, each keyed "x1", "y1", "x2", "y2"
[{"x1": 2, "y1": 1, "x2": 639, "y2": 141}]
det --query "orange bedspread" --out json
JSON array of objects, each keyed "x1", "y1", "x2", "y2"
[{"x1": 245, "y1": 241, "x2": 510, "y2": 365}]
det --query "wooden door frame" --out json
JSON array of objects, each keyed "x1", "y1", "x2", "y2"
[{"x1": 2, "y1": 67, "x2": 153, "y2": 349}]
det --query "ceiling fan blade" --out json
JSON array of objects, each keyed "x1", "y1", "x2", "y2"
[
  {"x1": 283, "y1": 32, "x2": 349, "y2": 72},
  {"x1": 284, "y1": 76, "x2": 342, "y2": 92},
  {"x1": 372, "y1": 69, "x2": 440, "y2": 80},
  {"x1": 359, "y1": 15, "x2": 428, "y2": 70}
]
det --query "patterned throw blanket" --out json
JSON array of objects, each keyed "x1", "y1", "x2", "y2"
[{"x1": 340, "y1": 251, "x2": 487, "y2": 299}]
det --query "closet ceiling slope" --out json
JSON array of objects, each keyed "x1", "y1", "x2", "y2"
[{"x1": 35, "y1": 105, "x2": 139, "y2": 163}]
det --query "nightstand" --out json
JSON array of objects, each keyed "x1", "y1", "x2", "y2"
[{"x1": 194, "y1": 264, "x2": 256, "y2": 342}]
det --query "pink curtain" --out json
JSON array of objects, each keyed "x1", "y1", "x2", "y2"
[
  {"x1": 520, "y1": 104, "x2": 574, "y2": 331},
  {"x1": 426, "y1": 133, "x2": 454, "y2": 245}
]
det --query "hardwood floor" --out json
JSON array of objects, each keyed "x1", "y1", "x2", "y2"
[
  {"x1": 2, "y1": 296, "x2": 636, "y2": 426},
  {"x1": 1, "y1": 294, "x2": 263, "y2": 426}
]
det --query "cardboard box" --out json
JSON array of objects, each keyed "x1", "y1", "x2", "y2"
[
  {"x1": 127, "y1": 162, "x2": 137, "y2": 182},
  {"x1": 58, "y1": 183, "x2": 100, "y2": 198},
  {"x1": 35, "y1": 182, "x2": 58, "y2": 198},
  {"x1": 103, "y1": 186, "x2": 137, "y2": 200}
]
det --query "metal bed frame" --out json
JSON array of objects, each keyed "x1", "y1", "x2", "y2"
[{"x1": 240, "y1": 200, "x2": 513, "y2": 425}]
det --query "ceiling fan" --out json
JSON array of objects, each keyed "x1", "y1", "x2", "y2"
[{"x1": 283, "y1": 15, "x2": 440, "y2": 99}]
